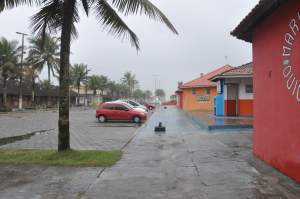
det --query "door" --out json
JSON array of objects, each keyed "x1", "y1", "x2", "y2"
[
  {"x1": 114, "y1": 104, "x2": 131, "y2": 120},
  {"x1": 226, "y1": 84, "x2": 239, "y2": 116}
]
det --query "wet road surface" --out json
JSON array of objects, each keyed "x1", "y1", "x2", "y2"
[
  {"x1": 0, "y1": 109, "x2": 139, "y2": 150},
  {"x1": 84, "y1": 107, "x2": 290, "y2": 199},
  {"x1": 0, "y1": 106, "x2": 298, "y2": 198}
]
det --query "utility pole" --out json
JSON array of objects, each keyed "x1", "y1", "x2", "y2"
[
  {"x1": 16, "y1": 32, "x2": 28, "y2": 110},
  {"x1": 158, "y1": 80, "x2": 161, "y2": 90},
  {"x1": 225, "y1": 55, "x2": 229, "y2": 64},
  {"x1": 153, "y1": 74, "x2": 159, "y2": 97}
]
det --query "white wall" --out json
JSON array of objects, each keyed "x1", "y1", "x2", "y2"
[
  {"x1": 224, "y1": 78, "x2": 253, "y2": 100},
  {"x1": 239, "y1": 78, "x2": 253, "y2": 100}
]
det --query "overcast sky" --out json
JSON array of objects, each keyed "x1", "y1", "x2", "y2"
[{"x1": 0, "y1": 0, "x2": 259, "y2": 97}]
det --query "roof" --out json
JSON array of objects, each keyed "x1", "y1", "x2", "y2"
[
  {"x1": 231, "y1": 0, "x2": 288, "y2": 42},
  {"x1": 210, "y1": 62, "x2": 253, "y2": 81},
  {"x1": 180, "y1": 65, "x2": 233, "y2": 89}
]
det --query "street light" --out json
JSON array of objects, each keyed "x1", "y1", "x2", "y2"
[{"x1": 16, "y1": 31, "x2": 28, "y2": 110}]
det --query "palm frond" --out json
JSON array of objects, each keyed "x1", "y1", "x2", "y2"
[
  {"x1": 30, "y1": 0, "x2": 78, "y2": 40},
  {"x1": 30, "y1": 0, "x2": 62, "y2": 38},
  {"x1": 81, "y1": 0, "x2": 91, "y2": 16},
  {"x1": 94, "y1": 0, "x2": 139, "y2": 50},
  {"x1": 110, "y1": 0, "x2": 178, "y2": 34},
  {"x1": 0, "y1": 0, "x2": 41, "y2": 11}
]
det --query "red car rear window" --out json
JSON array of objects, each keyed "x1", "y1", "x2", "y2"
[{"x1": 101, "y1": 103, "x2": 115, "y2": 110}]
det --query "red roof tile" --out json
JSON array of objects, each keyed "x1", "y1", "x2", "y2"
[
  {"x1": 209, "y1": 62, "x2": 253, "y2": 81},
  {"x1": 181, "y1": 65, "x2": 233, "y2": 88},
  {"x1": 231, "y1": 0, "x2": 288, "y2": 42},
  {"x1": 220, "y1": 62, "x2": 253, "y2": 76}
]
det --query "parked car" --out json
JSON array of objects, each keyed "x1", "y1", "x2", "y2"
[
  {"x1": 96, "y1": 102, "x2": 147, "y2": 123},
  {"x1": 142, "y1": 102, "x2": 155, "y2": 110},
  {"x1": 118, "y1": 102, "x2": 147, "y2": 113},
  {"x1": 116, "y1": 99, "x2": 148, "y2": 112}
]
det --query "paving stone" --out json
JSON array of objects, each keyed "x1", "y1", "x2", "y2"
[
  {"x1": 0, "y1": 107, "x2": 298, "y2": 199},
  {"x1": 0, "y1": 109, "x2": 138, "y2": 150}
]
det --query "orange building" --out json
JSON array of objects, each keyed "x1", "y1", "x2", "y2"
[{"x1": 180, "y1": 65, "x2": 233, "y2": 112}]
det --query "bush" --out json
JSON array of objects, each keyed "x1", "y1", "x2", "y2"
[{"x1": 0, "y1": 106, "x2": 12, "y2": 112}]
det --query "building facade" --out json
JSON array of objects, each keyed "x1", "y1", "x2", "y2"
[
  {"x1": 211, "y1": 63, "x2": 253, "y2": 116},
  {"x1": 0, "y1": 80, "x2": 76, "y2": 109},
  {"x1": 179, "y1": 65, "x2": 233, "y2": 112},
  {"x1": 232, "y1": 0, "x2": 300, "y2": 182}
]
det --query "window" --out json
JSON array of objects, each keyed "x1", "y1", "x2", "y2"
[
  {"x1": 245, "y1": 84, "x2": 253, "y2": 93},
  {"x1": 206, "y1": 88, "x2": 211, "y2": 95},
  {"x1": 102, "y1": 104, "x2": 114, "y2": 110},
  {"x1": 115, "y1": 105, "x2": 128, "y2": 111},
  {"x1": 192, "y1": 88, "x2": 196, "y2": 95},
  {"x1": 128, "y1": 100, "x2": 138, "y2": 106}
]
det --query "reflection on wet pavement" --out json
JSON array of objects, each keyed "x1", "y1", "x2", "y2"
[
  {"x1": 0, "y1": 106, "x2": 299, "y2": 199},
  {"x1": 84, "y1": 106, "x2": 298, "y2": 199}
]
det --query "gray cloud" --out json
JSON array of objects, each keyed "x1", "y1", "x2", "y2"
[{"x1": 0, "y1": 0, "x2": 258, "y2": 97}]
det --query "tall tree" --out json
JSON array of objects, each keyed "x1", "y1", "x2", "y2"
[
  {"x1": 133, "y1": 89, "x2": 144, "y2": 101},
  {"x1": 27, "y1": 34, "x2": 60, "y2": 84},
  {"x1": 88, "y1": 75, "x2": 101, "y2": 96},
  {"x1": 155, "y1": 89, "x2": 165, "y2": 98},
  {"x1": 98, "y1": 75, "x2": 108, "y2": 99},
  {"x1": 0, "y1": 38, "x2": 20, "y2": 108},
  {"x1": 144, "y1": 90, "x2": 152, "y2": 101},
  {"x1": 121, "y1": 72, "x2": 138, "y2": 98},
  {"x1": 115, "y1": 82, "x2": 128, "y2": 99},
  {"x1": 1, "y1": 0, "x2": 177, "y2": 151},
  {"x1": 24, "y1": 64, "x2": 40, "y2": 105},
  {"x1": 70, "y1": 63, "x2": 89, "y2": 104}
]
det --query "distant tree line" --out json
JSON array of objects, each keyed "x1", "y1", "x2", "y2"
[{"x1": 0, "y1": 35, "x2": 154, "y2": 109}]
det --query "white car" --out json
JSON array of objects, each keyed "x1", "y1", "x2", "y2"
[
  {"x1": 116, "y1": 100, "x2": 148, "y2": 112},
  {"x1": 118, "y1": 102, "x2": 147, "y2": 113}
]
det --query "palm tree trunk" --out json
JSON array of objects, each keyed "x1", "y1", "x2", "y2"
[
  {"x1": 31, "y1": 77, "x2": 35, "y2": 106},
  {"x1": 58, "y1": 0, "x2": 76, "y2": 151},
  {"x1": 48, "y1": 66, "x2": 51, "y2": 83},
  {"x1": 3, "y1": 77, "x2": 7, "y2": 108},
  {"x1": 77, "y1": 85, "x2": 80, "y2": 105}
]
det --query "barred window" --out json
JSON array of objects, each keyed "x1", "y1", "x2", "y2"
[
  {"x1": 245, "y1": 84, "x2": 253, "y2": 93},
  {"x1": 192, "y1": 88, "x2": 196, "y2": 95}
]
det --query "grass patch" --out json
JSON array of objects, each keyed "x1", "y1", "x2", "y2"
[{"x1": 0, "y1": 149, "x2": 122, "y2": 167}]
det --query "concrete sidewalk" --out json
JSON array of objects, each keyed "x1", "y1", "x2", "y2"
[
  {"x1": 0, "y1": 106, "x2": 299, "y2": 199},
  {"x1": 84, "y1": 106, "x2": 297, "y2": 199}
]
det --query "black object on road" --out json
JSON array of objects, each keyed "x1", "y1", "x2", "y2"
[{"x1": 155, "y1": 122, "x2": 166, "y2": 132}]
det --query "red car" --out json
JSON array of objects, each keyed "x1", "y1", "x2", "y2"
[
  {"x1": 96, "y1": 102, "x2": 147, "y2": 123},
  {"x1": 142, "y1": 102, "x2": 156, "y2": 110}
]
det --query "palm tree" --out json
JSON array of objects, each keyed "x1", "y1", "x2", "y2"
[
  {"x1": 133, "y1": 88, "x2": 144, "y2": 101},
  {"x1": 27, "y1": 34, "x2": 60, "y2": 84},
  {"x1": 121, "y1": 72, "x2": 138, "y2": 98},
  {"x1": 70, "y1": 63, "x2": 89, "y2": 105},
  {"x1": 144, "y1": 90, "x2": 152, "y2": 101},
  {"x1": 0, "y1": 38, "x2": 20, "y2": 108},
  {"x1": 155, "y1": 88, "x2": 165, "y2": 98},
  {"x1": 24, "y1": 64, "x2": 40, "y2": 105},
  {"x1": 88, "y1": 75, "x2": 101, "y2": 96},
  {"x1": 114, "y1": 82, "x2": 127, "y2": 99},
  {"x1": 98, "y1": 75, "x2": 108, "y2": 100},
  {"x1": 107, "y1": 80, "x2": 117, "y2": 100},
  {"x1": 1, "y1": 0, "x2": 177, "y2": 151}
]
